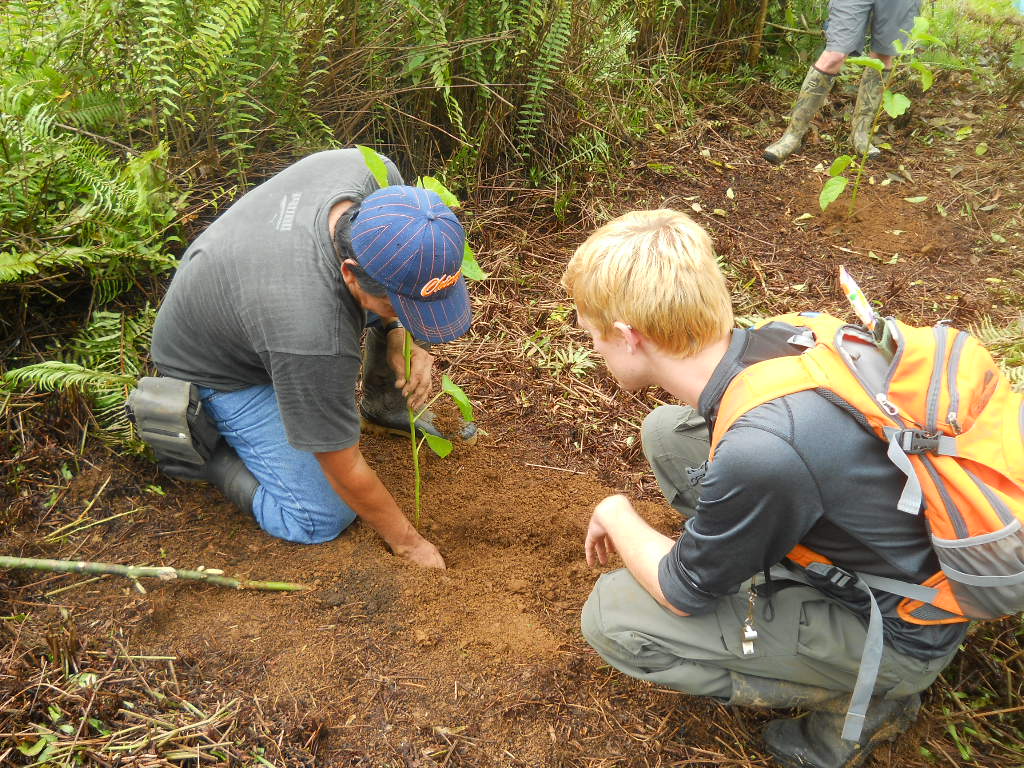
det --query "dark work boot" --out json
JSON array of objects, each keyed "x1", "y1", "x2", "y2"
[
  {"x1": 359, "y1": 326, "x2": 477, "y2": 443},
  {"x1": 159, "y1": 441, "x2": 259, "y2": 515},
  {"x1": 764, "y1": 66, "x2": 836, "y2": 165},
  {"x1": 763, "y1": 693, "x2": 922, "y2": 768}
]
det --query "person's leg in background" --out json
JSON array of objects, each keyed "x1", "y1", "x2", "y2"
[{"x1": 764, "y1": 0, "x2": 873, "y2": 164}]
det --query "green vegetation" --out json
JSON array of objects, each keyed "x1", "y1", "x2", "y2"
[
  {"x1": 819, "y1": 17, "x2": 940, "y2": 213},
  {"x1": 1, "y1": 0, "x2": 779, "y2": 441}
]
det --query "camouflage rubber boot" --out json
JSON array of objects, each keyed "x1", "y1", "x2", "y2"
[
  {"x1": 764, "y1": 66, "x2": 836, "y2": 165},
  {"x1": 850, "y1": 66, "x2": 885, "y2": 159},
  {"x1": 359, "y1": 326, "x2": 477, "y2": 443},
  {"x1": 763, "y1": 693, "x2": 922, "y2": 768}
]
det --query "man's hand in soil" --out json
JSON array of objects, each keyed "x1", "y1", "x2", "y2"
[
  {"x1": 392, "y1": 535, "x2": 446, "y2": 569},
  {"x1": 316, "y1": 445, "x2": 446, "y2": 569},
  {"x1": 385, "y1": 325, "x2": 434, "y2": 412},
  {"x1": 585, "y1": 494, "x2": 688, "y2": 616}
]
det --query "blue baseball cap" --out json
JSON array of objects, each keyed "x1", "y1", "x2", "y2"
[{"x1": 351, "y1": 185, "x2": 472, "y2": 344}]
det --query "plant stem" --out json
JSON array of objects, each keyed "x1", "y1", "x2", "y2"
[
  {"x1": 0, "y1": 556, "x2": 307, "y2": 592},
  {"x1": 404, "y1": 330, "x2": 422, "y2": 525}
]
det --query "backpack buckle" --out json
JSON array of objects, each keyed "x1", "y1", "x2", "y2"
[
  {"x1": 895, "y1": 429, "x2": 940, "y2": 454},
  {"x1": 805, "y1": 562, "x2": 857, "y2": 589},
  {"x1": 822, "y1": 566, "x2": 856, "y2": 589}
]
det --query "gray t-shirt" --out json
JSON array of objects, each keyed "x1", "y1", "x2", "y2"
[{"x1": 151, "y1": 149, "x2": 404, "y2": 452}]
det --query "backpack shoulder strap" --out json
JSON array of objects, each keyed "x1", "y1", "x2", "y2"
[
  {"x1": 710, "y1": 356, "x2": 818, "y2": 456},
  {"x1": 710, "y1": 313, "x2": 849, "y2": 456}
]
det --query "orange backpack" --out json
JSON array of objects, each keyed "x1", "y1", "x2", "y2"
[{"x1": 709, "y1": 312, "x2": 1024, "y2": 740}]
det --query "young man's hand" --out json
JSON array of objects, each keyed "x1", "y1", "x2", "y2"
[
  {"x1": 583, "y1": 493, "x2": 689, "y2": 616},
  {"x1": 392, "y1": 534, "x2": 446, "y2": 569},
  {"x1": 385, "y1": 327, "x2": 434, "y2": 412},
  {"x1": 585, "y1": 496, "x2": 628, "y2": 566}
]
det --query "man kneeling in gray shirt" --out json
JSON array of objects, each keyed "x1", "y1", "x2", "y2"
[{"x1": 146, "y1": 149, "x2": 471, "y2": 568}]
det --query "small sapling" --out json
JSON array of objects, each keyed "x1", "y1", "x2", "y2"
[{"x1": 819, "y1": 17, "x2": 941, "y2": 215}]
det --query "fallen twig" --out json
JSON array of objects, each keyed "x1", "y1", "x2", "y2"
[{"x1": 0, "y1": 555, "x2": 307, "y2": 592}]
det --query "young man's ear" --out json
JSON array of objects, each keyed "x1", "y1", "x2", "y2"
[{"x1": 612, "y1": 321, "x2": 642, "y2": 352}]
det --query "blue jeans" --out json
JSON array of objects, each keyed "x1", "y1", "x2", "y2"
[{"x1": 197, "y1": 385, "x2": 357, "y2": 544}]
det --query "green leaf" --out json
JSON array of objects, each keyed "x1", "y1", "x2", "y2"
[
  {"x1": 910, "y1": 15, "x2": 930, "y2": 39},
  {"x1": 424, "y1": 433, "x2": 453, "y2": 458},
  {"x1": 904, "y1": 196, "x2": 928, "y2": 203},
  {"x1": 416, "y1": 176, "x2": 460, "y2": 208},
  {"x1": 911, "y1": 61, "x2": 934, "y2": 91},
  {"x1": 441, "y1": 374, "x2": 474, "y2": 421},
  {"x1": 17, "y1": 734, "x2": 55, "y2": 757},
  {"x1": 461, "y1": 242, "x2": 487, "y2": 281},
  {"x1": 819, "y1": 176, "x2": 849, "y2": 211},
  {"x1": 883, "y1": 91, "x2": 911, "y2": 118},
  {"x1": 975, "y1": 142, "x2": 988, "y2": 156},
  {"x1": 355, "y1": 145, "x2": 390, "y2": 188},
  {"x1": 829, "y1": 155, "x2": 854, "y2": 177},
  {"x1": 846, "y1": 56, "x2": 885, "y2": 72}
]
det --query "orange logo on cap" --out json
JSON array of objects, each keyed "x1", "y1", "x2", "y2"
[{"x1": 420, "y1": 270, "x2": 461, "y2": 297}]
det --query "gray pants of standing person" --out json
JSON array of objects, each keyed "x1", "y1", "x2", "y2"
[{"x1": 580, "y1": 405, "x2": 955, "y2": 706}]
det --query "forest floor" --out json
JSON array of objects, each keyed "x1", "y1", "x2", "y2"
[{"x1": 3, "y1": 65, "x2": 1024, "y2": 768}]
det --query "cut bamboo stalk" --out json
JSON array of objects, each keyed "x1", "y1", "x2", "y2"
[{"x1": 0, "y1": 556, "x2": 307, "y2": 592}]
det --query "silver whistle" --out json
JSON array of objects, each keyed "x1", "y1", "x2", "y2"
[{"x1": 742, "y1": 622, "x2": 758, "y2": 655}]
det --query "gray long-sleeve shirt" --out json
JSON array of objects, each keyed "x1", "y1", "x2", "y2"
[{"x1": 658, "y1": 324, "x2": 967, "y2": 660}]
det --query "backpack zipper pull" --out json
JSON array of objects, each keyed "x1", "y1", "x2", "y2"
[
  {"x1": 875, "y1": 393, "x2": 899, "y2": 417},
  {"x1": 947, "y1": 412, "x2": 962, "y2": 435}
]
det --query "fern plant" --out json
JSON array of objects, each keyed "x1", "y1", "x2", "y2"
[
  {"x1": 4, "y1": 309, "x2": 156, "y2": 445},
  {"x1": 516, "y1": 0, "x2": 572, "y2": 149},
  {"x1": 975, "y1": 317, "x2": 1024, "y2": 392}
]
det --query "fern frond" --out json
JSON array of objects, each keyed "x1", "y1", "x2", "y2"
[
  {"x1": 188, "y1": 0, "x2": 263, "y2": 85},
  {"x1": 0, "y1": 246, "x2": 126, "y2": 284},
  {"x1": 4, "y1": 308, "x2": 156, "y2": 444},
  {"x1": 138, "y1": 0, "x2": 182, "y2": 120},
  {"x1": 404, "y1": 0, "x2": 465, "y2": 138},
  {"x1": 974, "y1": 316, "x2": 1024, "y2": 389},
  {"x1": 516, "y1": 0, "x2": 572, "y2": 147},
  {"x1": 4, "y1": 361, "x2": 136, "y2": 393}
]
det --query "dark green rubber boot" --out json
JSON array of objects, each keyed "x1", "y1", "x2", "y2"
[
  {"x1": 764, "y1": 66, "x2": 836, "y2": 165},
  {"x1": 763, "y1": 693, "x2": 922, "y2": 768}
]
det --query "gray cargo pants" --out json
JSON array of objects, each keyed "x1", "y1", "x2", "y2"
[{"x1": 580, "y1": 405, "x2": 956, "y2": 703}]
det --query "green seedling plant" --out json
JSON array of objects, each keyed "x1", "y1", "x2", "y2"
[
  {"x1": 819, "y1": 16, "x2": 941, "y2": 215},
  {"x1": 403, "y1": 342, "x2": 475, "y2": 524},
  {"x1": 357, "y1": 145, "x2": 483, "y2": 524}
]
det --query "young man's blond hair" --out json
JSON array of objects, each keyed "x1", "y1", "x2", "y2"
[{"x1": 561, "y1": 209, "x2": 733, "y2": 357}]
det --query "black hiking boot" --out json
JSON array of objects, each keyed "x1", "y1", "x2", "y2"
[
  {"x1": 359, "y1": 326, "x2": 477, "y2": 443},
  {"x1": 763, "y1": 693, "x2": 922, "y2": 768},
  {"x1": 160, "y1": 440, "x2": 259, "y2": 514}
]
